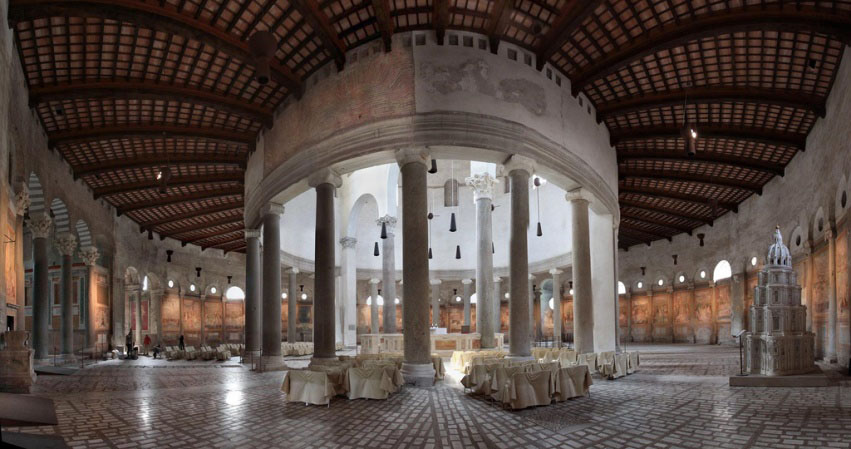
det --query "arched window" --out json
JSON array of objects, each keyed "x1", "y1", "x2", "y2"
[
  {"x1": 366, "y1": 295, "x2": 384, "y2": 306},
  {"x1": 617, "y1": 282, "x2": 626, "y2": 295},
  {"x1": 142, "y1": 275, "x2": 149, "y2": 292},
  {"x1": 470, "y1": 293, "x2": 477, "y2": 304},
  {"x1": 225, "y1": 286, "x2": 245, "y2": 300},
  {"x1": 443, "y1": 179, "x2": 459, "y2": 207},
  {"x1": 713, "y1": 260, "x2": 732, "y2": 282}
]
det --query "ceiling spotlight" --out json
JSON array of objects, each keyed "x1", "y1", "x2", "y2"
[{"x1": 248, "y1": 31, "x2": 278, "y2": 85}]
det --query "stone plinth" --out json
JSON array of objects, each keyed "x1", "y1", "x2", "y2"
[{"x1": 0, "y1": 331, "x2": 37, "y2": 393}]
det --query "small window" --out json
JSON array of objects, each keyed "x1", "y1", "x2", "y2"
[
  {"x1": 796, "y1": 235, "x2": 801, "y2": 246},
  {"x1": 751, "y1": 256, "x2": 758, "y2": 267},
  {"x1": 167, "y1": 279, "x2": 174, "y2": 289},
  {"x1": 463, "y1": 36, "x2": 473, "y2": 47},
  {"x1": 226, "y1": 286, "x2": 245, "y2": 300},
  {"x1": 818, "y1": 217, "x2": 824, "y2": 232},
  {"x1": 508, "y1": 49, "x2": 517, "y2": 61},
  {"x1": 210, "y1": 286, "x2": 217, "y2": 294},
  {"x1": 415, "y1": 34, "x2": 426, "y2": 46},
  {"x1": 678, "y1": 275, "x2": 685, "y2": 283},
  {"x1": 637, "y1": 281, "x2": 643, "y2": 289},
  {"x1": 189, "y1": 284, "x2": 196, "y2": 292},
  {"x1": 555, "y1": 76, "x2": 561, "y2": 86},
  {"x1": 366, "y1": 295, "x2": 384, "y2": 306},
  {"x1": 578, "y1": 97, "x2": 583, "y2": 107},
  {"x1": 713, "y1": 260, "x2": 732, "y2": 282},
  {"x1": 617, "y1": 281, "x2": 626, "y2": 295},
  {"x1": 699, "y1": 270, "x2": 706, "y2": 279},
  {"x1": 142, "y1": 276, "x2": 149, "y2": 292},
  {"x1": 546, "y1": 68, "x2": 552, "y2": 80},
  {"x1": 281, "y1": 292, "x2": 288, "y2": 299},
  {"x1": 657, "y1": 279, "x2": 664, "y2": 286},
  {"x1": 448, "y1": 34, "x2": 458, "y2": 46}
]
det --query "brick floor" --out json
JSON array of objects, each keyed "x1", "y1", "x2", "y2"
[{"x1": 4, "y1": 344, "x2": 850, "y2": 448}]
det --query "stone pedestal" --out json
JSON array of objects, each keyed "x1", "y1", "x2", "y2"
[{"x1": 0, "y1": 331, "x2": 37, "y2": 393}]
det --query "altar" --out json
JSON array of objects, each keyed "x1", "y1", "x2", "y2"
[{"x1": 360, "y1": 333, "x2": 505, "y2": 356}]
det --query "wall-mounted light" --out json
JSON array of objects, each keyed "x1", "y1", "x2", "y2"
[
  {"x1": 195, "y1": 267, "x2": 201, "y2": 277},
  {"x1": 640, "y1": 266, "x2": 646, "y2": 276},
  {"x1": 299, "y1": 284, "x2": 307, "y2": 300},
  {"x1": 697, "y1": 233, "x2": 705, "y2": 247},
  {"x1": 672, "y1": 254, "x2": 678, "y2": 265}
]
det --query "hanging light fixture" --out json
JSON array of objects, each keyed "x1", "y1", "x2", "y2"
[
  {"x1": 672, "y1": 254, "x2": 678, "y2": 265},
  {"x1": 227, "y1": 275, "x2": 232, "y2": 284},
  {"x1": 455, "y1": 245, "x2": 461, "y2": 259},
  {"x1": 428, "y1": 159, "x2": 438, "y2": 174},
  {"x1": 492, "y1": 241, "x2": 494, "y2": 254},
  {"x1": 380, "y1": 221, "x2": 388, "y2": 239},
  {"x1": 697, "y1": 233, "x2": 705, "y2": 247},
  {"x1": 449, "y1": 161, "x2": 457, "y2": 232},
  {"x1": 681, "y1": 85, "x2": 698, "y2": 156},
  {"x1": 195, "y1": 267, "x2": 202, "y2": 278},
  {"x1": 373, "y1": 241, "x2": 380, "y2": 256},
  {"x1": 534, "y1": 177, "x2": 543, "y2": 237},
  {"x1": 640, "y1": 266, "x2": 646, "y2": 276},
  {"x1": 166, "y1": 249, "x2": 173, "y2": 262},
  {"x1": 429, "y1": 247, "x2": 433, "y2": 259},
  {"x1": 449, "y1": 212, "x2": 457, "y2": 232}
]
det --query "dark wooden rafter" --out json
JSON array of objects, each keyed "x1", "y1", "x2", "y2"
[
  {"x1": 371, "y1": 0, "x2": 393, "y2": 51},
  {"x1": 29, "y1": 81, "x2": 275, "y2": 127},
  {"x1": 433, "y1": 0, "x2": 449, "y2": 45},
  {"x1": 211, "y1": 239, "x2": 247, "y2": 253},
  {"x1": 620, "y1": 210, "x2": 694, "y2": 235},
  {"x1": 7, "y1": 0, "x2": 303, "y2": 95},
  {"x1": 621, "y1": 169, "x2": 763, "y2": 194},
  {"x1": 610, "y1": 125, "x2": 807, "y2": 152},
  {"x1": 76, "y1": 154, "x2": 245, "y2": 179},
  {"x1": 619, "y1": 198, "x2": 713, "y2": 226},
  {"x1": 486, "y1": 0, "x2": 513, "y2": 54},
  {"x1": 619, "y1": 223, "x2": 670, "y2": 243},
  {"x1": 597, "y1": 87, "x2": 827, "y2": 121},
  {"x1": 188, "y1": 228, "x2": 244, "y2": 246},
  {"x1": 570, "y1": 4, "x2": 851, "y2": 95},
  {"x1": 117, "y1": 187, "x2": 243, "y2": 215},
  {"x1": 619, "y1": 185, "x2": 738, "y2": 212},
  {"x1": 289, "y1": 0, "x2": 346, "y2": 70},
  {"x1": 617, "y1": 152, "x2": 785, "y2": 177},
  {"x1": 92, "y1": 173, "x2": 244, "y2": 199},
  {"x1": 164, "y1": 215, "x2": 245, "y2": 238},
  {"x1": 48, "y1": 125, "x2": 256, "y2": 149},
  {"x1": 535, "y1": 0, "x2": 603, "y2": 71},
  {"x1": 139, "y1": 201, "x2": 244, "y2": 230}
]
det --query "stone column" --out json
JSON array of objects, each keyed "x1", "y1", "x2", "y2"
[
  {"x1": 79, "y1": 246, "x2": 100, "y2": 350},
  {"x1": 244, "y1": 229, "x2": 262, "y2": 360},
  {"x1": 287, "y1": 268, "x2": 298, "y2": 342},
  {"x1": 709, "y1": 281, "x2": 718, "y2": 344},
  {"x1": 309, "y1": 169, "x2": 341, "y2": 362},
  {"x1": 378, "y1": 215, "x2": 398, "y2": 333},
  {"x1": 550, "y1": 269, "x2": 563, "y2": 347},
  {"x1": 505, "y1": 155, "x2": 534, "y2": 358},
  {"x1": 430, "y1": 279, "x2": 442, "y2": 327},
  {"x1": 466, "y1": 172, "x2": 497, "y2": 347},
  {"x1": 339, "y1": 237, "x2": 358, "y2": 346},
  {"x1": 261, "y1": 202, "x2": 285, "y2": 370},
  {"x1": 27, "y1": 213, "x2": 52, "y2": 359},
  {"x1": 13, "y1": 186, "x2": 30, "y2": 334},
  {"x1": 396, "y1": 148, "x2": 435, "y2": 386},
  {"x1": 462, "y1": 279, "x2": 473, "y2": 332},
  {"x1": 493, "y1": 277, "x2": 502, "y2": 336},
  {"x1": 826, "y1": 226, "x2": 838, "y2": 362},
  {"x1": 626, "y1": 292, "x2": 633, "y2": 344},
  {"x1": 568, "y1": 188, "x2": 594, "y2": 354},
  {"x1": 529, "y1": 274, "x2": 537, "y2": 341},
  {"x1": 666, "y1": 285, "x2": 675, "y2": 343},
  {"x1": 369, "y1": 278, "x2": 380, "y2": 333},
  {"x1": 55, "y1": 233, "x2": 77, "y2": 360},
  {"x1": 612, "y1": 224, "x2": 621, "y2": 352}
]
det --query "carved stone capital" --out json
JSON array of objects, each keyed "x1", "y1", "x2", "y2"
[
  {"x1": 376, "y1": 215, "x2": 397, "y2": 233},
  {"x1": 369, "y1": 278, "x2": 381, "y2": 284},
  {"x1": 465, "y1": 172, "x2": 499, "y2": 201},
  {"x1": 340, "y1": 236, "x2": 357, "y2": 249},
  {"x1": 244, "y1": 229, "x2": 261, "y2": 240},
  {"x1": 55, "y1": 232, "x2": 78, "y2": 257},
  {"x1": 261, "y1": 202, "x2": 284, "y2": 217},
  {"x1": 502, "y1": 154, "x2": 536, "y2": 176},
  {"x1": 395, "y1": 148, "x2": 430, "y2": 169},
  {"x1": 288, "y1": 267, "x2": 300, "y2": 274},
  {"x1": 549, "y1": 268, "x2": 563, "y2": 276},
  {"x1": 14, "y1": 185, "x2": 31, "y2": 216},
  {"x1": 307, "y1": 168, "x2": 342, "y2": 188},
  {"x1": 429, "y1": 279, "x2": 442, "y2": 285},
  {"x1": 461, "y1": 278, "x2": 473, "y2": 285},
  {"x1": 566, "y1": 188, "x2": 593, "y2": 204},
  {"x1": 26, "y1": 212, "x2": 53, "y2": 239},
  {"x1": 79, "y1": 246, "x2": 101, "y2": 266}
]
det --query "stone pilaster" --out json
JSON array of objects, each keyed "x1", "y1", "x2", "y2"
[{"x1": 56, "y1": 233, "x2": 78, "y2": 360}]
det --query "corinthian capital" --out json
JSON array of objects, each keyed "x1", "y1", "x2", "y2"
[
  {"x1": 465, "y1": 172, "x2": 499, "y2": 201},
  {"x1": 26, "y1": 212, "x2": 53, "y2": 239},
  {"x1": 339, "y1": 236, "x2": 357, "y2": 249},
  {"x1": 55, "y1": 232, "x2": 78, "y2": 257},
  {"x1": 14, "y1": 185, "x2": 31, "y2": 216},
  {"x1": 377, "y1": 215, "x2": 397, "y2": 232},
  {"x1": 79, "y1": 245, "x2": 101, "y2": 266}
]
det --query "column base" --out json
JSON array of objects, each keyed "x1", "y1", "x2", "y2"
[
  {"x1": 243, "y1": 350, "x2": 261, "y2": 364},
  {"x1": 58, "y1": 353, "x2": 77, "y2": 364},
  {"x1": 260, "y1": 355, "x2": 288, "y2": 371},
  {"x1": 401, "y1": 362, "x2": 435, "y2": 387},
  {"x1": 505, "y1": 355, "x2": 534, "y2": 362},
  {"x1": 309, "y1": 356, "x2": 340, "y2": 367}
]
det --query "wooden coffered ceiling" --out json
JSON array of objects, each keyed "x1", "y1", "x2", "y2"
[{"x1": 8, "y1": 0, "x2": 851, "y2": 253}]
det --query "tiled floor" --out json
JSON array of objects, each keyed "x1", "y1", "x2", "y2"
[{"x1": 4, "y1": 344, "x2": 851, "y2": 448}]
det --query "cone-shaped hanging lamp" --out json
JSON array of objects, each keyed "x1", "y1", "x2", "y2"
[
  {"x1": 428, "y1": 247, "x2": 433, "y2": 259},
  {"x1": 373, "y1": 241, "x2": 380, "y2": 256},
  {"x1": 455, "y1": 245, "x2": 461, "y2": 259},
  {"x1": 428, "y1": 159, "x2": 438, "y2": 174},
  {"x1": 537, "y1": 222, "x2": 543, "y2": 237},
  {"x1": 492, "y1": 242, "x2": 495, "y2": 254},
  {"x1": 380, "y1": 221, "x2": 387, "y2": 239},
  {"x1": 449, "y1": 212, "x2": 457, "y2": 232}
]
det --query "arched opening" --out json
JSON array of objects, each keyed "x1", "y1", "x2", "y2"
[
  {"x1": 713, "y1": 260, "x2": 732, "y2": 282},
  {"x1": 617, "y1": 281, "x2": 627, "y2": 295},
  {"x1": 225, "y1": 286, "x2": 245, "y2": 300}
]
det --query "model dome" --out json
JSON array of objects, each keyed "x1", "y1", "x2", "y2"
[{"x1": 766, "y1": 226, "x2": 791, "y2": 267}]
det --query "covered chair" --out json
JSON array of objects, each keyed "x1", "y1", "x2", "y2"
[
  {"x1": 345, "y1": 367, "x2": 396, "y2": 400},
  {"x1": 282, "y1": 370, "x2": 337, "y2": 406},
  {"x1": 506, "y1": 370, "x2": 554, "y2": 410},
  {"x1": 597, "y1": 351, "x2": 616, "y2": 377},
  {"x1": 553, "y1": 365, "x2": 592, "y2": 401}
]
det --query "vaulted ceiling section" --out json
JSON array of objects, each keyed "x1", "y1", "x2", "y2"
[{"x1": 8, "y1": 0, "x2": 851, "y2": 252}]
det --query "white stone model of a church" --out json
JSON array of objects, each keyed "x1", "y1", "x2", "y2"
[{"x1": 744, "y1": 226, "x2": 815, "y2": 375}]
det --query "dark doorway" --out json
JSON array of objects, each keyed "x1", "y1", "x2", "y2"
[{"x1": 6, "y1": 315, "x2": 14, "y2": 332}]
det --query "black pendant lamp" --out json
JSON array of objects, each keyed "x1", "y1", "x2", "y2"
[
  {"x1": 449, "y1": 212, "x2": 457, "y2": 232},
  {"x1": 373, "y1": 241, "x2": 380, "y2": 256},
  {"x1": 536, "y1": 222, "x2": 543, "y2": 237},
  {"x1": 380, "y1": 221, "x2": 388, "y2": 239},
  {"x1": 428, "y1": 247, "x2": 433, "y2": 259},
  {"x1": 428, "y1": 159, "x2": 438, "y2": 174},
  {"x1": 534, "y1": 176, "x2": 543, "y2": 237},
  {"x1": 166, "y1": 249, "x2": 173, "y2": 262},
  {"x1": 455, "y1": 245, "x2": 461, "y2": 259},
  {"x1": 492, "y1": 242, "x2": 495, "y2": 254}
]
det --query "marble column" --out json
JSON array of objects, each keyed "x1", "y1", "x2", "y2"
[
  {"x1": 550, "y1": 269, "x2": 563, "y2": 347},
  {"x1": 626, "y1": 292, "x2": 633, "y2": 344},
  {"x1": 462, "y1": 279, "x2": 473, "y2": 332},
  {"x1": 133, "y1": 288, "x2": 142, "y2": 349},
  {"x1": 688, "y1": 284, "x2": 696, "y2": 343},
  {"x1": 79, "y1": 246, "x2": 100, "y2": 350},
  {"x1": 666, "y1": 285, "x2": 675, "y2": 343},
  {"x1": 396, "y1": 148, "x2": 435, "y2": 386},
  {"x1": 244, "y1": 229, "x2": 262, "y2": 360},
  {"x1": 568, "y1": 188, "x2": 594, "y2": 354},
  {"x1": 493, "y1": 277, "x2": 502, "y2": 336},
  {"x1": 379, "y1": 215, "x2": 398, "y2": 333},
  {"x1": 466, "y1": 173, "x2": 497, "y2": 347},
  {"x1": 27, "y1": 213, "x2": 52, "y2": 359},
  {"x1": 309, "y1": 169, "x2": 341, "y2": 362},
  {"x1": 369, "y1": 278, "x2": 380, "y2": 333},
  {"x1": 261, "y1": 202, "x2": 285, "y2": 370},
  {"x1": 56, "y1": 232, "x2": 77, "y2": 359},
  {"x1": 826, "y1": 226, "x2": 838, "y2": 362},
  {"x1": 430, "y1": 279, "x2": 442, "y2": 327},
  {"x1": 287, "y1": 268, "x2": 298, "y2": 342},
  {"x1": 505, "y1": 155, "x2": 534, "y2": 358},
  {"x1": 612, "y1": 225, "x2": 621, "y2": 352},
  {"x1": 339, "y1": 237, "x2": 358, "y2": 346}
]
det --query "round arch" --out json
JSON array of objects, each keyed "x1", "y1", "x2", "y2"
[{"x1": 713, "y1": 260, "x2": 732, "y2": 282}]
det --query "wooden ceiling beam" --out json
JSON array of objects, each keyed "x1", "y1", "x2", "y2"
[
  {"x1": 92, "y1": 173, "x2": 244, "y2": 199},
  {"x1": 184, "y1": 226, "x2": 244, "y2": 246},
  {"x1": 164, "y1": 215, "x2": 245, "y2": 238},
  {"x1": 139, "y1": 202, "x2": 244, "y2": 230},
  {"x1": 619, "y1": 198, "x2": 714, "y2": 226},
  {"x1": 8, "y1": 0, "x2": 303, "y2": 95},
  {"x1": 118, "y1": 186, "x2": 243, "y2": 215},
  {"x1": 597, "y1": 87, "x2": 827, "y2": 121},
  {"x1": 622, "y1": 168, "x2": 763, "y2": 194},
  {"x1": 48, "y1": 125, "x2": 256, "y2": 149},
  {"x1": 371, "y1": 0, "x2": 393, "y2": 51},
  {"x1": 569, "y1": 4, "x2": 851, "y2": 95},
  {"x1": 433, "y1": 0, "x2": 449, "y2": 45},
  {"x1": 76, "y1": 154, "x2": 244, "y2": 180},
  {"x1": 619, "y1": 185, "x2": 738, "y2": 212},
  {"x1": 619, "y1": 223, "x2": 670, "y2": 243},
  {"x1": 486, "y1": 0, "x2": 514, "y2": 54},
  {"x1": 289, "y1": 0, "x2": 346, "y2": 70},
  {"x1": 610, "y1": 125, "x2": 807, "y2": 152},
  {"x1": 205, "y1": 236, "x2": 247, "y2": 252},
  {"x1": 535, "y1": 0, "x2": 603, "y2": 71},
  {"x1": 29, "y1": 81, "x2": 275, "y2": 127},
  {"x1": 620, "y1": 210, "x2": 694, "y2": 235},
  {"x1": 617, "y1": 153, "x2": 785, "y2": 177}
]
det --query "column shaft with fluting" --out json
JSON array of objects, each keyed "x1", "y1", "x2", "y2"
[
  {"x1": 379, "y1": 216, "x2": 398, "y2": 333},
  {"x1": 396, "y1": 149, "x2": 435, "y2": 385},
  {"x1": 287, "y1": 268, "x2": 298, "y2": 342},
  {"x1": 462, "y1": 279, "x2": 472, "y2": 332},
  {"x1": 261, "y1": 203, "x2": 285, "y2": 369},
  {"x1": 568, "y1": 189, "x2": 595, "y2": 354},
  {"x1": 506, "y1": 156, "x2": 533, "y2": 358},
  {"x1": 310, "y1": 174, "x2": 341, "y2": 361},
  {"x1": 56, "y1": 233, "x2": 77, "y2": 357},
  {"x1": 29, "y1": 213, "x2": 52, "y2": 359},
  {"x1": 466, "y1": 173, "x2": 497, "y2": 347},
  {"x1": 550, "y1": 269, "x2": 563, "y2": 347},
  {"x1": 244, "y1": 230, "x2": 262, "y2": 357},
  {"x1": 369, "y1": 278, "x2": 380, "y2": 333}
]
